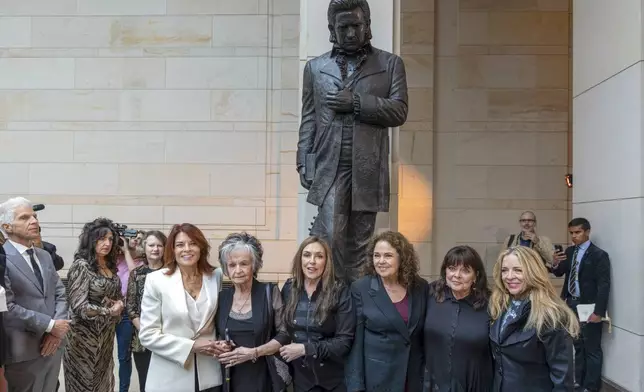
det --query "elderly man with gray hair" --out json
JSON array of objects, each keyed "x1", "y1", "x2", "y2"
[
  {"x1": 215, "y1": 232, "x2": 290, "y2": 392},
  {"x1": 0, "y1": 197, "x2": 69, "y2": 392}
]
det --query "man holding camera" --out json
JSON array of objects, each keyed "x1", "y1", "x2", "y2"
[
  {"x1": 502, "y1": 211, "x2": 555, "y2": 267},
  {"x1": 115, "y1": 232, "x2": 145, "y2": 392}
]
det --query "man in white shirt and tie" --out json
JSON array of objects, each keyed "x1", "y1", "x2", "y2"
[{"x1": 0, "y1": 197, "x2": 69, "y2": 392}]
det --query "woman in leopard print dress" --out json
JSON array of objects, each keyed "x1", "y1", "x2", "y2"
[{"x1": 63, "y1": 218, "x2": 124, "y2": 392}]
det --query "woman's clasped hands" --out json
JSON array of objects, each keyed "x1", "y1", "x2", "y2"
[
  {"x1": 192, "y1": 339, "x2": 234, "y2": 358},
  {"x1": 218, "y1": 346, "x2": 259, "y2": 368}
]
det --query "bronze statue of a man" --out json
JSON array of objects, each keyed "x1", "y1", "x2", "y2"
[{"x1": 297, "y1": 0, "x2": 409, "y2": 282}]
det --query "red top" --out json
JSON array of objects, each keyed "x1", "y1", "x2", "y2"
[{"x1": 393, "y1": 293, "x2": 409, "y2": 323}]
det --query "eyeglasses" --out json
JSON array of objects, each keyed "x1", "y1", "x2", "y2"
[{"x1": 519, "y1": 219, "x2": 535, "y2": 223}]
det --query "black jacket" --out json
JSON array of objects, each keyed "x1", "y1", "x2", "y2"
[
  {"x1": 490, "y1": 301, "x2": 574, "y2": 392},
  {"x1": 423, "y1": 284, "x2": 492, "y2": 392},
  {"x1": 551, "y1": 242, "x2": 611, "y2": 317},
  {"x1": 0, "y1": 246, "x2": 6, "y2": 366},
  {"x1": 281, "y1": 278, "x2": 355, "y2": 391},
  {"x1": 346, "y1": 275, "x2": 428, "y2": 392},
  {"x1": 42, "y1": 241, "x2": 65, "y2": 271}
]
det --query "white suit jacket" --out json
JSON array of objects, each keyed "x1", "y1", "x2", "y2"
[{"x1": 139, "y1": 267, "x2": 223, "y2": 392}]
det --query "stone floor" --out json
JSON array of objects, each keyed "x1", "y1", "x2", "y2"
[{"x1": 55, "y1": 341, "x2": 626, "y2": 392}]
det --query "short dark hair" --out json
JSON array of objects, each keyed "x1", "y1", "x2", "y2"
[
  {"x1": 568, "y1": 217, "x2": 591, "y2": 231},
  {"x1": 327, "y1": 0, "x2": 373, "y2": 43},
  {"x1": 327, "y1": 0, "x2": 371, "y2": 25},
  {"x1": 430, "y1": 245, "x2": 490, "y2": 310}
]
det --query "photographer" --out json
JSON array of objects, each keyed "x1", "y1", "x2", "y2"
[
  {"x1": 34, "y1": 228, "x2": 65, "y2": 271},
  {"x1": 114, "y1": 227, "x2": 145, "y2": 392}
]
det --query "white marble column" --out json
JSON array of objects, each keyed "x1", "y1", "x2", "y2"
[
  {"x1": 297, "y1": 0, "x2": 398, "y2": 243},
  {"x1": 572, "y1": 0, "x2": 644, "y2": 390}
]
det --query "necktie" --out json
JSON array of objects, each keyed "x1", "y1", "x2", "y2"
[
  {"x1": 568, "y1": 246, "x2": 580, "y2": 297},
  {"x1": 26, "y1": 248, "x2": 44, "y2": 289}
]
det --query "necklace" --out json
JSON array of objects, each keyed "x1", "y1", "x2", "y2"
[{"x1": 233, "y1": 292, "x2": 251, "y2": 313}]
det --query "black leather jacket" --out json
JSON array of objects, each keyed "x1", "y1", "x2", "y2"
[
  {"x1": 281, "y1": 279, "x2": 355, "y2": 391},
  {"x1": 489, "y1": 301, "x2": 574, "y2": 392}
]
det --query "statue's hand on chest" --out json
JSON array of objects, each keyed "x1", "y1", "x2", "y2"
[{"x1": 325, "y1": 79, "x2": 354, "y2": 114}]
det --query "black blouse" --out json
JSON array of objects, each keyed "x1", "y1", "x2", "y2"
[
  {"x1": 423, "y1": 285, "x2": 493, "y2": 392},
  {"x1": 281, "y1": 279, "x2": 355, "y2": 391}
]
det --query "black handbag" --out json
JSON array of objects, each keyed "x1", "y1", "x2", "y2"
[{"x1": 265, "y1": 283, "x2": 292, "y2": 392}]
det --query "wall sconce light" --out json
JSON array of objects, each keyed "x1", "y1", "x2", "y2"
[{"x1": 565, "y1": 174, "x2": 573, "y2": 188}]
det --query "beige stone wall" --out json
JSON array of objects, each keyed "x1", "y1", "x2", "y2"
[
  {"x1": 0, "y1": 0, "x2": 301, "y2": 281},
  {"x1": 429, "y1": 0, "x2": 572, "y2": 277},
  {"x1": 397, "y1": 0, "x2": 435, "y2": 278}
]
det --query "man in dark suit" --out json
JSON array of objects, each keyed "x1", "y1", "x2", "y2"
[
  {"x1": 552, "y1": 217, "x2": 611, "y2": 392},
  {"x1": 297, "y1": 0, "x2": 408, "y2": 282}
]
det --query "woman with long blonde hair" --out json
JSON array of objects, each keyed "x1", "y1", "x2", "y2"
[{"x1": 489, "y1": 246, "x2": 578, "y2": 392}]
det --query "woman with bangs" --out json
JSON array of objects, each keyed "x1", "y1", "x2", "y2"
[
  {"x1": 139, "y1": 223, "x2": 229, "y2": 392},
  {"x1": 278, "y1": 236, "x2": 356, "y2": 392},
  {"x1": 423, "y1": 245, "x2": 493, "y2": 392},
  {"x1": 489, "y1": 246, "x2": 579, "y2": 392},
  {"x1": 346, "y1": 231, "x2": 429, "y2": 392}
]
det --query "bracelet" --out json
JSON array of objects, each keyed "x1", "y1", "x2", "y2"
[{"x1": 251, "y1": 348, "x2": 258, "y2": 363}]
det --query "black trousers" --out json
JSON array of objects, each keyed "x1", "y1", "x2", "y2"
[
  {"x1": 310, "y1": 151, "x2": 376, "y2": 283},
  {"x1": 133, "y1": 349, "x2": 152, "y2": 392},
  {"x1": 567, "y1": 298, "x2": 603, "y2": 391},
  {"x1": 294, "y1": 384, "x2": 347, "y2": 392}
]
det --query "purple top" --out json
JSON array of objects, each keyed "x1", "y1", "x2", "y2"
[
  {"x1": 393, "y1": 293, "x2": 409, "y2": 324},
  {"x1": 116, "y1": 255, "x2": 144, "y2": 299}
]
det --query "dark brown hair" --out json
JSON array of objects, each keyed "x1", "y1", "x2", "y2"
[
  {"x1": 430, "y1": 245, "x2": 490, "y2": 310},
  {"x1": 163, "y1": 223, "x2": 214, "y2": 276},
  {"x1": 282, "y1": 236, "x2": 342, "y2": 326},
  {"x1": 362, "y1": 231, "x2": 420, "y2": 288},
  {"x1": 74, "y1": 217, "x2": 120, "y2": 274}
]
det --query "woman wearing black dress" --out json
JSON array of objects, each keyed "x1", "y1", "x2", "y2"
[
  {"x1": 423, "y1": 246, "x2": 493, "y2": 392},
  {"x1": 215, "y1": 232, "x2": 290, "y2": 392}
]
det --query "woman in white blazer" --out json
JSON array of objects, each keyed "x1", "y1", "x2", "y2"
[{"x1": 139, "y1": 223, "x2": 230, "y2": 392}]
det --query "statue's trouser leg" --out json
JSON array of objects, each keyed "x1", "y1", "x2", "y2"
[
  {"x1": 345, "y1": 211, "x2": 376, "y2": 282},
  {"x1": 310, "y1": 158, "x2": 352, "y2": 282}
]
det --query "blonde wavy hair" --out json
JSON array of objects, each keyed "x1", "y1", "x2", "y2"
[{"x1": 489, "y1": 246, "x2": 579, "y2": 338}]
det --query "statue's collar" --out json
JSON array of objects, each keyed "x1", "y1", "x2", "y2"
[{"x1": 331, "y1": 43, "x2": 373, "y2": 58}]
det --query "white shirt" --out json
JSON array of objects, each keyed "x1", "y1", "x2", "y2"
[
  {"x1": 0, "y1": 286, "x2": 7, "y2": 312},
  {"x1": 7, "y1": 239, "x2": 55, "y2": 332},
  {"x1": 185, "y1": 285, "x2": 208, "y2": 334}
]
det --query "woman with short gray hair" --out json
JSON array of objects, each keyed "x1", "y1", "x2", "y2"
[{"x1": 215, "y1": 232, "x2": 290, "y2": 392}]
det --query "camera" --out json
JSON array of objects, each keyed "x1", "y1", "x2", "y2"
[{"x1": 113, "y1": 223, "x2": 138, "y2": 247}]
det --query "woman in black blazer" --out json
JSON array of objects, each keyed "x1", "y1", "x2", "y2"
[
  {"x1": 346, "y1": 231, "x2": 428, "y2": 392},
  {"x1": 489, "y1": 246, "x2": 579, "y2": 392}
]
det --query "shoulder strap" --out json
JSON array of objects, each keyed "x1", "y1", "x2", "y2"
[
  {"x1": 265, "y1": 282, "x2": 273, "y2": 321},
  {"x1": 215, "y1": 267, "x2": 223, "y2": 292},
  {"x1": 507, "y1": 234, "x2": 515, "y2": 248}
]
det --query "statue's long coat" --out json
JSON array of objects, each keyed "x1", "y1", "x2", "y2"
[{"x1": 296, "y1": 47, "x2": 409, "y2": 212}]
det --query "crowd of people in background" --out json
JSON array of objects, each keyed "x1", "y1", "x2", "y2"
[{"x1": 0, "y1": 197, "x2": 611, "y2": 392}]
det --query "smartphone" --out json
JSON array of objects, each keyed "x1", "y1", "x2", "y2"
[{"x1": 554, "y1": 244, "x2": 563, "y2": 253}]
